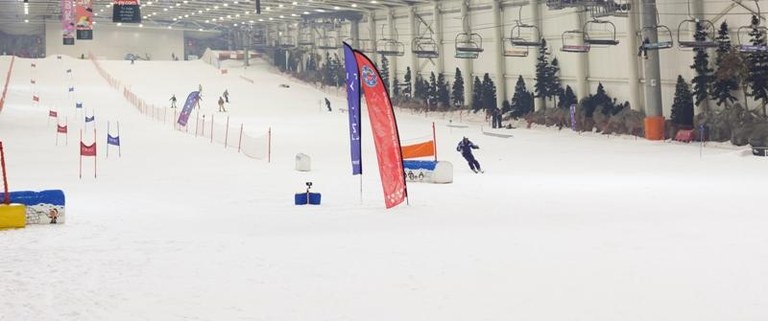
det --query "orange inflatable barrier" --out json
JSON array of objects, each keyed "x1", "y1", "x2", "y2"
[
  {"x1": 644, "y1": 116, "x2": 665, "y2": 141},
  {"x1": 401, "y1": 140, "x2": 435, "y2": 159}
]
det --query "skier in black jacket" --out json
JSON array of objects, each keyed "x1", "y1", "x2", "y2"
[{"x1": 457, "y1": 137, "x2": 483, "y2": 173}]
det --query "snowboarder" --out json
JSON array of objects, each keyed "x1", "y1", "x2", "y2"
[
  {"x1": 223, "y1": 89, "x2": 229, "y2": 103},
  {"x1": 170, "y1": 94, "x2": 177, "y2": 108},
  {"x1": 325, "y1": 97, "x2": 332, "y2": 112},
  {"x1": 456, "y1": 137, "x2": 483, "y2": 173},
  {"x1": 218, "y1": 96, "x2": 226, "y2": 112}
]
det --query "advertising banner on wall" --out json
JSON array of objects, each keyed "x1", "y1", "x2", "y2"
[
  {"x1": 112, "y1": 0, "x2": 142, "y2": 23},
  {"x1": 75, "y1": 0, "x2": 94, "y2": 40},
  {"x1": 61, "y1": 0, "x2": 75, "y2": 45}
]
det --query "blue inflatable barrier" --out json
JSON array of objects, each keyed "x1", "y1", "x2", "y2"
[
  {"x1": 295, "y1": 192, "x2": 321, "y2": 205},
  {"x1": 0, "y1": 190, "x2": 66, "y2": 224}
]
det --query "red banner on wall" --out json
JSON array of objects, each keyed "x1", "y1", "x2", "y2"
[{"x1": 353, "y1": 51, "x2": 407, "y2": 209}]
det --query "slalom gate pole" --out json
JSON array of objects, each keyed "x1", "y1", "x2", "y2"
[
  {"x1": 118, "y1": 121, "x2": 121, "y2": 157},
  {"x1": 432, "y1": 121, "x2": 437, "y2": 162},
  {"x1": 79, "y1": 129, "x2": 82, "y2": 179},
  {"x1": 1, "y1": 142, "x2": 9, "y2": 205},
  {"x1": 238, "y1": 123, "x2": 243, "y2": 153},
  {"x1": 211, "y1": 113, "x2": 214, "y2": 144},
  {"x1": 94, "y1": 128, "x2": 97, "y2": 178},
  {"x1": 268, "y1": 127, "x2": 272, "y2": 163},
  {"x1": 224, "y1": 116, "x2": 230, "y2": 149},
  {"x1": 106, "y1": 121, "x2": 110, "y2": 159},
  {"x1": 65, "y1": 117, "x2": 68, "y2": 146}
]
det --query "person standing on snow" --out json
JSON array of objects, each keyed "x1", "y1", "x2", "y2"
[
  {"x1": 223, "y1": 89, "x2": 229, "y2": 103},
  {"x1": 218, "y1": 96, "x2": 227, "y2": 112},
  {"x1": 169, "y1": 94, "x2": 177, "y2": 108},
  {"x1": 325, "y1": 97, "x2": 332, "y2": 112},
  {"x1": 456, "y1": 137, "x2": 483, "y2": 173}
]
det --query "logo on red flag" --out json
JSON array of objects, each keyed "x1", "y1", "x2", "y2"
[
  {"x1": 33, "y1": 95, "x2": 40, "y2": 102},
  {"x1": 49, "y1": 110, "x2": 58, "y2": 117},
  {"x1": 57, "y1": 125, "x2": 68, "y2": 133},
  {"x1": 80, "y1": 142, "x2": 96, "y2": 156}
]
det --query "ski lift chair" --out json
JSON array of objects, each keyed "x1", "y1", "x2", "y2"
[
  {"x1": 412, "y1": 37, "x2": 439, "y2": 58},
  {"x1": 358, "y1": 39, "x2": 375, "y2": 53},
  {"x1": 561, "y1": 30, "x2": 590, "y2": 53},
  {"x1": 504, "y1": 38, "x2": 529, "y2": 57},
  {"x1": 639, "y1": 25, "x2": 674, "y2": 50},
  {"x1": 583, "y1": 19, "x2": 619, "y2": 46},
  {"x1": 317, "y1": 36, "x2": 339, "y2": 50},
  {"x1": 377, "y1": 39, "x2": 405, "y2": 56},
  {"x1": 677, "y1": 19, "x2": 718, "y2": 49},
  {"x1": 737, "y1": 16, "x2": 768, "y2": 53},
  {"x1": 298, "y1": 31, "x2": 314, "y2": 46},
  {"x1": 279, "y1": 36, "x2": 296, "y2": 49},
  {"x1": 510, "y1": 24, "x2": 543, "y2": 47},
  {"x1": 455, "y1": 32, "x2": 484, "y2": 53}
]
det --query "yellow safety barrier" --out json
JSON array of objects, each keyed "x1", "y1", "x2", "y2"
[{"x1": 0, "y1": 203, "x2": 26, "y2": 228}]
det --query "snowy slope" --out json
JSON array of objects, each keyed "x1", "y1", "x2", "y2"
[{"x1": 1, "y1": 55, "x2": 767, "y2": 321}]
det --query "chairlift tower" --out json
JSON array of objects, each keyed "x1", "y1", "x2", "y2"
[{"x1": 640, "y1": 0, "x2": 664, "y2": 139}]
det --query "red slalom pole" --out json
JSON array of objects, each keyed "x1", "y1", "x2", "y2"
[
  {"x1": 432, "y1": 121, "x2": 437, "y2": 162},
  {"x1": 1, "y1": 142, "x2": 9, "y2": 204},
  {"x1": 79, "y1": 130, "x2": 82, "y2": 179}
]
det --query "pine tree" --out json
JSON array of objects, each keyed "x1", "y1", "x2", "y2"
[
  {"x1": 452, "y1": 67, "x2": 465, "y2": 107},
  {"x1": 534, "y1": 38, "x2": 551, "y2": 108},
  {"x1": 509, "y1": 75, "x2": 534, "y2": 118},
  {"x1": 671, "y1": 75, "x2": 694, "y2": 127},
  {"x1": 403, "y1": 67, "x2": 412, "y2": 98},
  {"x1": 547, "y1": 57, "x2": 562, "y2": 106},
  {"x1": 712, "y1": 21, "x2": 739, "y2": 108},
  {"x1": 690, "y1": 21, "x2": 713, "y2": 111},
  {"x1": 472, "y1": 76, "x2": 483, "y2": 111},
  {"x1": 437, "y1": 73, "x2": 450, "y2": 109},
  {"x1": 481, "y1": 73, "x2": 497, "y2": 112},
  {"x1": 380, "y1": 55, "x2": 390, "y2": 92},
  {"x1": 746, "y1": 15, "x2": 768, "y2": 115},
  {"x1": 393, "y1": 78, "x2": 401, "y2": 98},
  {"x1": 502, "y1": 99, "x2": 512, "y2": 114},
  {"x1": 414, "y1": 74, "x2": 425, "y2": 102},
  {"x1": 429, "y1": 72, "x2": 438, "y2": 107},
  {"x1": 558, "y1": 85, "x2": 577, "y2": 109}
]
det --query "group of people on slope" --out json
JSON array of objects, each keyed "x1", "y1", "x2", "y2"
[{"x1": 169, "y1": 86, "x2": 229, "y2": 112}]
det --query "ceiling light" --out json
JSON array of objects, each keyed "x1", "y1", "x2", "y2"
[
  {"x1": 223, "y1": 3, "x2": 228, "y2": 7},
  {"x1": 199, "y1": 28, "x2": 203, "y2": 31},
  {"x1": 176, "y1": 3, "x2": 180, "y2": 6},
  {"x1": 139, "y1": 24, "x2": 143, "y2": 27},
  {"x1": 205, "y1": 20, "x2": 210, "y2": 23},
  {"x1": 24, "y1": 19, "x2": 29, "y2": 23},
  {"x1": 351, "y1": 4, "x2": 357, "y2": 7},
  {"x1": 303, "y1": 11, "x2": 309, "y2": 14},
  {"x1": 334, "y1": 6, "x2": 340, "y2": 10},
  {"x1": 117, "y1": 23, "x2": 122, "y2": 26},
  {"x1": 292, "y1": 1, "x2": 297, "y2": 4},
  {"x1": 184, "y1": 14, "x2": 189, "y2": 17},
  {"x1": 370, "y1": 0, "x2": 378, "y2": 3},
  {"x1": 259, "y1": 18, "x2": 264, "y2": 22},
  {"x1": 168, "y1": 26, "x2": 172, "y2": 29},
  {"x1": 279, "y1": 15, "x2": 284, "y2": 18},
  {"x1": 163, "y1": 8, "x2": 167, "y2": 11},
  {"x1": 269, "y1": 17, "x2": 273, "y2": 20},
  {"x1": 214, "y1": 5, "x2": 218, "y2": 9},
  {"x1": 291, "y1": 13, "x2": 298, "y2": 16},
  {"x1": 146, "y1": 1, "x2": 152, "y2": 5}
]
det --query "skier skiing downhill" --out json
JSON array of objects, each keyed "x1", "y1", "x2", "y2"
[{"x1": 457, "y1": 137, "x2": 483, "y2": 173}]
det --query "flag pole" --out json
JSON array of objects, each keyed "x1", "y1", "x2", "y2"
[
  {"x1": 65, "y1": 117, "x2": 68, "y2": 146},
  {"x1": 79, "y1": 129, "x2": 82, "y2": 179},
  {"x1": 106, "y1": 121, "x2": 110, "y2": 159},
  {"x1": 118, "y1": 121, "x2": 121, "y2": 157},
  {"x1": 94, "y1": 128, "x2": 97, "y2": 178},
  {"x1": 432, "y1": 121, "x2": 437, "y2": 162}
]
